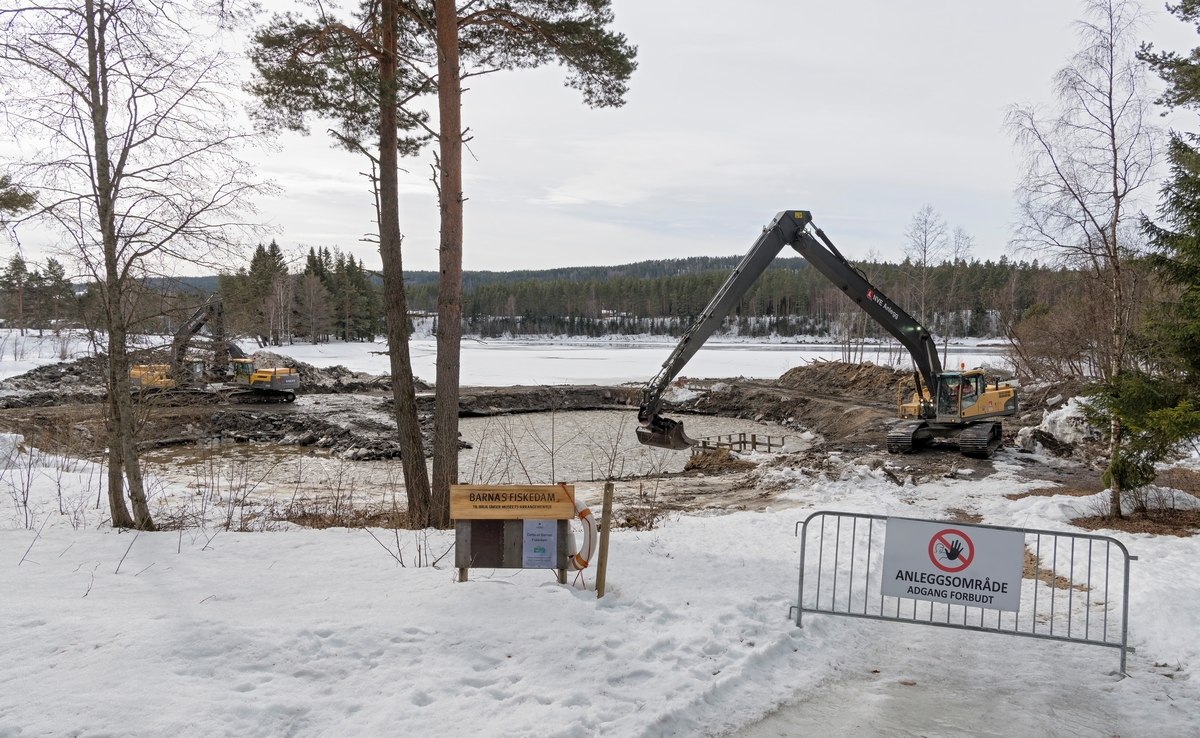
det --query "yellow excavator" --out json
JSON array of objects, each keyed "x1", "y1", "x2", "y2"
[
  {"x1": 130, "y1": 295, "x2": 300, "y2": 402},
  {"x1": 636, "y1": 210, "x2": 1018, "y2": 458}
]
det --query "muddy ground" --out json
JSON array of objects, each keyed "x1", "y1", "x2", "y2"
[{"x1": 0, "y1": 356, "x2": 1114, "y2": 524}]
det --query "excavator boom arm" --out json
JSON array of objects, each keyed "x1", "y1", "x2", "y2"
[
  {"x1": 637, "y1": 210, "x2": 942, "y2": 449},
  {"x1": 638, "y1": 210, "x2": 809, "y2": 428},
  {"x1": 791, "y1": 227, "x2": 943, "y2": 391},
  {"x1": 172, "y1": 293, "x2": 242, "y2": 369}
]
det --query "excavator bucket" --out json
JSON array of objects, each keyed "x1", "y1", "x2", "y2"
[{"x1": 635, "y1": 416, "x2": 696, "y2": 450}]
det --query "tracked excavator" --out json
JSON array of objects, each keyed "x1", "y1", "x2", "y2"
[
  {"x1": 130, "y1": 294, "x2": 300, "y2": 402},
  {"x1": 636, "y1": 210, "x2": 1018, "y2": 458}
]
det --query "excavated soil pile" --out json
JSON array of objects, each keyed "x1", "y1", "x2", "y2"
[
  {"x1": 675, "y1": 361, "x2": 906, "y2": 448},
  {"x1": 0, "y1": 356, "x2": 108, "y2": 407},
  {"x1": 777, "y1": 360, "x2": 909, "y2": 403},
  {"x1": 683, "y1": 447, "x2": 756, "y2": 473},
  {"x1": 252, "y1": 351, "x2": 410, "y2": 394}
]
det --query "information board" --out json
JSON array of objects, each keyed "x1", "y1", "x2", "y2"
[{"x1": 522, "y1": 519, "x2": 558, "y2": 568}]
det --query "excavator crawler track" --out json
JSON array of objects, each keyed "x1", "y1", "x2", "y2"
[
  {"x1": 958, "y1": 422, "x2": 1001, "y2": 458},
  {"x1": 887, "y1": 420, "x2": 930, "y2": 454}
]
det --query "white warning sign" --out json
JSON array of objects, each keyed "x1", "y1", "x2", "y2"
[{"x1": 881, "y1": 517, "x2": 1024, "y2": 612}]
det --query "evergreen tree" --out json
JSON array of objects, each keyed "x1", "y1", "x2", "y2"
[
  {"x1": 1, "y1": 256, "x2": 29, "y2": 334},
  {"x1": 0, "y1": 174, "x2": 36, "y2": 220}
]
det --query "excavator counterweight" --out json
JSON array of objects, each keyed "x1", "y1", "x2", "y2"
[{"x1": 636, "y1": 210, "x2": 1018, "y2": 458}]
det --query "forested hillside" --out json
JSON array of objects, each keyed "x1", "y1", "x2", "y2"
[
  {"x1": 407, "y1": 255, "x2": 1075, "y2": 342},
  {"x1": 1, "y1": 246, "x2": 1089, "y2": 349}
]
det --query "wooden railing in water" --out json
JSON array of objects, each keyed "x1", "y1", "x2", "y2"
[{"x1": 691, "y1": 432, "x2": 788, "y2": 455}]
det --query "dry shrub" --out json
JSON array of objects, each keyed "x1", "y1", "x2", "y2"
[
  {"x1": 282, "y1": 502, "x2": 409, "y2": 529},
  {"x1": 1005, "y1": 486, "x2": 1101, "y2": 501},
  {"x1": 684, "y1": 447, "x2": 755, "y2": 473},
  {"x1": 1071, "y1": 509, "x2": 1200, "y2": 537},
  {"x1": 1155, "y1": 468, "x2": 1200, "y2": 497}
]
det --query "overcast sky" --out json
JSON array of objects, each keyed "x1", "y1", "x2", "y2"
[{"x1": 9, "y1": 0, "x2": 1200, "y2": 274}]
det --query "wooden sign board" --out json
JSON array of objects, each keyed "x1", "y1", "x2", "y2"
[{"x1": 450, "y1": 485, "x2": 576, "y2": 520}]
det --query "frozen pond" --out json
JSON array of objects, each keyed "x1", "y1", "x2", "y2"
[
  {"x1": 141, "y1": 410, "x2": 791, "y2": 510},
  {"x1": 458, "y1": 410, "x2": 791, "y2": 484}
]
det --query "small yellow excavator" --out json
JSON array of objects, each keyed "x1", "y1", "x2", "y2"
[
  {"x1": 636, "y1": 210, "x2": 1018, "y2": 458},
  {"x1": 130, "y1": 294, "x2": 300, "y2": 403}
]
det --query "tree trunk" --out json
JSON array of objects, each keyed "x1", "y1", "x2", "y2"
[
  {"x1": 378, "y1": 0, "x2": 432, "y2": 524},
  {"x1": 86, "y1": 0, "x2": 152, "y2": 530},
  {"x1": 1109, "y1": 415, "x2": 1123, "y2": 518},
  {"x1": 431, "y1": 0, "x2": 464, "y2": 529},
  {"x1": 110, "y1": 319, "x2": 154, "y2": 529},
  {"x1": 105, "y1": 359, "x2": 134, "y2": 528}
]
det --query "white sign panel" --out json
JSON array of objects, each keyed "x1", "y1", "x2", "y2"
[
  {"x1": 881, "y1": 517, "x2": 1024, "y2": 612},
  {"x1": 522, "y1": 519, "x2": 557, "y2": 568}
]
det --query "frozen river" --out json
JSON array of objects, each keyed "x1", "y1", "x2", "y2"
[{"x1": 250, "y1": 337, "x2": 1013, "y2": 387}]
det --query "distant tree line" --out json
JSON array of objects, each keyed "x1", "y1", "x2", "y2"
[
  {"x1": 0, "y1": 255, "x2": 77, "y2": 334},
  {"x1": 0, "y1": 247, "x2": 1103, "y2": 351},
  {"x1": 408, "y1": 257, "x2": 1075, "y2": 341}
]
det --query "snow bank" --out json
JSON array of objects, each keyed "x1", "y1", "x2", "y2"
[
  {"x1": 1039, "y1": 397, "x2": 1097, "y2": 445},
  {"x1": 1, "y1": 446, "x2": 1197, "y2": 736},
  {"x1": 0, "y1": 433, "x2": 21, "y2": 468},
  {"x1": 0, "y1": 329, "x2": 94, "y2": 380},
  {"x1": 1017, "y1": 396, "x2": 1101, "y2": 455}
]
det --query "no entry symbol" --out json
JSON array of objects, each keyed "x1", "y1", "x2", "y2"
[{"x1": 928, "y1": 528, "x2": 974, "y2": 572}]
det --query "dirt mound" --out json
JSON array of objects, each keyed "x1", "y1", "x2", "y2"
[
  {"x1": 0, "y1": 355, "x2": 109, "y2": 407},
  {"x1": 777, "y1": 360, "x2": 908, "y2": 402},
  {"x1": 683, "y1": 447, "x2": 756, "y2": 473}
]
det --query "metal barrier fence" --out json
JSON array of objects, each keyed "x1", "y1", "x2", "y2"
[
  {"x1": 791, "y1": 511, "x2": 1136, "y2": 674},
  {"x1": 693, "y1": 433, "x2": 788, "y2": 454}
]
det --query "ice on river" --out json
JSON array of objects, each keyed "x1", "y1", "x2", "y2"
[{"x1": 239, "y1": 336, "x2": 1013, "y2": 386}]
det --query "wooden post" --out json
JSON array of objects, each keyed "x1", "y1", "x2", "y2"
[
  {"x1": 752, "y1": 433, "x2": 757, "y2": 451},
  {"x1": 458, "y1": 567, "x2": 468, "y2": 582},
  {"x1": 596, "y1": 481, "x2": 614, "y2": 598}
]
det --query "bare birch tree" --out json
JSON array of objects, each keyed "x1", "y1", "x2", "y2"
[
  {"x1": 1006, "y1": 0, "x2": 1161, "y2": 517},
  {"x1": 1, "y1": 0, "x2": 269, "y2": 529},
  {"x1": 903, "y1": 204, "x2": 948, "y2": 326}
]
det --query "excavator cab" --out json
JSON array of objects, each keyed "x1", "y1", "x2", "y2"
[
  {"x1": 230, "y1": 358, "x2": 256, "y2": 383},
  {"x1": 937, "y1": 370, "x2": 1009, "y2": 420},
  {"x1": 936, "y1": 373, "x2": 963, "y2": 419}
]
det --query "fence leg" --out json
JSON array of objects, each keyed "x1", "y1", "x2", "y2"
[
  {"x1": 458, "y1": 567, "x2": 468, "y2": 583},
  {"x1": 795, "y1": 521, "x2": 808, "y2": 627}
]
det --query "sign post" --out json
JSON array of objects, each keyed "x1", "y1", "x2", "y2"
[
  {"x1": 595, "y1": 482, "x2": 614, "y2": 598},
  {"x1": 451, "y1": 485, "x2": 577, "y2": 583},
  {"x1": 881, "y1": 517, "x2": 1024, "y2": 612}
]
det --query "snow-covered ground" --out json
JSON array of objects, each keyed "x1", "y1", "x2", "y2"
[
  {"x1": 2, "y1": 434, "x2": 1196, "y2": 736},
  {"x1": 0, "y1": 329, "x2": 93, "y2": 380},
  {"x1": 246, "y1": 337, "x2": 1011, "y2": 386}
]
